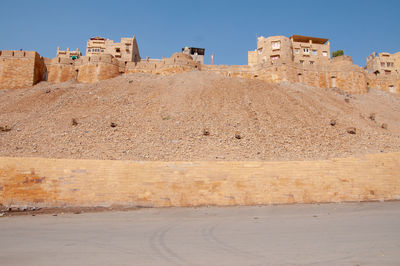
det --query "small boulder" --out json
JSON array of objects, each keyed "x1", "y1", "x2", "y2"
[
  {"x1": 369, "y1": 113, "x2": 376, "y2": 121},
  {"x1": 330, "y1": 120, "x2": 336, "y2": 126},
  {"x1": 202, "y1": 129, "x2": 210, "y2": 136},
  {"x1": 71, "y1": 118, "x2": 78, "y2": 126},
  {"x1": 0, "y1": 125, "x2": 11, "y2": 132},
  {"x1": 381, "y1": 123, "x2": 388, "y2": 129},
  {"x1": 235, "y1": 132, "x2": 242, "y2": 139},
  {"x1": 346, "y1": 127, "x2": 356, "y2": 134},
  {"x1": 110, "y1": 122, "x2": 117, "y2": 128}
]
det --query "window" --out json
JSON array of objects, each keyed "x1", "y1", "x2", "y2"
[
  {"x1": 310, "y1": 61, "x2": 314, "y2": 65},
  {"x1": 88, "y1": 49, "x2": 91, "y2": 52},
  {"x1": 258, "y1": 48, "x2": 263, "y2": 54},
  {"x1": 101, "y1": 49, "x2": 104, "y2": 52},
  {"x1": 271, "y1": 55, "x2": 280, "y2": 61},
  {"x1": 312, "y1": 50, "x2": 317, "y2": 55},
  {"x1": 303, "y1": 48, "x2": 309, "y2": 54},
  {"x1": 116, "y1": 48, "x2": 121, "y2": 53},
  {"x1": 271, "y1": 41, "x2": 281, "y2": 50},
  {"x1": 322, "y1": 51, "x2": 328, "y2": 57},
  {"x1": 300, "y1": 60, "x2": 304, "y2": 65},
  {"x1": 295, "y1": 49, "x2": 299, "y2": 54},
  {"x1": 381, "y1": 62, "x2": 385, "y2": 67}
]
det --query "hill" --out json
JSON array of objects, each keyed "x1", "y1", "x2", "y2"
[{"x1": 0, "y1": 71, "x2": 399, "y2": 161}]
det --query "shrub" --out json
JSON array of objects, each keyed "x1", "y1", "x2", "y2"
[{"x1": 332, "y1": 50, "x2": 344, "y2": 57}]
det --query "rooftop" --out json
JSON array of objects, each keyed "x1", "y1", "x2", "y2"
[
  {"x1": 290, "y1": 35, "x2": 329, "y2": 44},
  {"x1": 90, "y1": 37, "x2": 106, "y2": 41}
]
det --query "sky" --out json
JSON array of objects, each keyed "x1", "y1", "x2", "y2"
[{"x1": 0, "y1": 0, "x2": 399, "y2": 66}]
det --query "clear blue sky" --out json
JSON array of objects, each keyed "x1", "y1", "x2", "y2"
[{"x1": 1, "y1": 0, "x2": 399, "y2": 66}]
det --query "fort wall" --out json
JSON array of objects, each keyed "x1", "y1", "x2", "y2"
[
  {"x1": 125, "y1": 59, "x2": 163, "y2": 74},
  {"x1": 0, "y1": 49, "x2": 385, "y2": 95},
  {"x1": 201, "y1": 57, "x2": 368, "y2": 94},
  {"x1": 0, "y1": 51, "x2": 46, "y2": 89},
  {"x1": 47, "y1": 57, "x2": 77, "y2": 83},
  {"x1": 0, "y1": 44, "x2": 398, "y2": 96},
  {"x1": 46, "y1": 55, "x2": 120, "y2": 84},
  {"x1": 0, "y1": 152, "x2": 399, "y2": 208},
  {"x1": 367, "y1": 73, "x2": 400, "y2": 94},
  {"x1": 125, "y1": 53, "x2": 201, "y2": 75},
  {"x1": 75, "y1": 55, "x2": 120, "y2": 83}
]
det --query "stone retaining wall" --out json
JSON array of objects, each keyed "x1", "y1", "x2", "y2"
[{"x1": 0, "y1": 153, "x2": 399, "y2": 208}]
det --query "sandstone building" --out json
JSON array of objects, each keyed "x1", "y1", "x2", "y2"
[
  {"x1": 291, "y1": 35, "x2": 330, "y2": 65},
  {"x1": 56, "y1": 47, "x2": 82, "y2": 59},
  {"x1": 86, "y1": 36, "x2": 140, "y2": 63},
  {"x1": 365, "y1": 51, "x2": 400, "y2": 94},
  {"x1": 366, "y1": 52, "x2": 400, "y2": 75},
  {"x1": 248, "y1": 35, "x2": 330, "y2": 66},
  {"x1": 245, "y1": 34, "x2": 366, "y2": 93}
]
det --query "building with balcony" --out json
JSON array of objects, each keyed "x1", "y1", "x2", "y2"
[
  {"x1": 86, "y1": 36, "x2": 140, "y2": 63},
  {"x1": 248, "y1": 34, "x2": 330, "y2": 66},
  {"x1": 290, "y1": 35, "x2": 330, "y2": 66}
]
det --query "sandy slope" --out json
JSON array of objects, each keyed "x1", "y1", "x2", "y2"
[{"x1": 0, "y1": 71, "x2": 399, "y2": 161}]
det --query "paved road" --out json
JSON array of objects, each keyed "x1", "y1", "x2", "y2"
[{"x1": 1, "y1": 202, "x2": 399, "y2": 266}]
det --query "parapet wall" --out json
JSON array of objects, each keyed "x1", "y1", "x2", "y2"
[
  {"x1": 125, "y1": 59, "x2": 163, "y2": 74},
  {"x1": 259, "y1": 60, "x2": 368, "y2": 94},
  {"x1": 202, "y1": 64, "x2": 255, "y2": 78},
  {"x1": 75, "y1": 55, "x2": 120, "y2": 83},
  {"x1": 47, "y1": 57, "x2": 76, "y2": 83},
  {"x1": 125, "y1": 53, "x2": 201, "y2": 75},
  {"x1": 367, "y1": 73, "x2": 400, "y2": 94},
  {"x1": 201, "y1": 58, "x2": 368, "y2": 94},
  {"x1": 46, "y1": 55, "x2": 120, "y2": 84},
  {"x1": 0, "y1": 50, "x2": 46, "y2": 89},
  {"x1": 0, "y1": 152, "x2": 399, "y2": 208}
]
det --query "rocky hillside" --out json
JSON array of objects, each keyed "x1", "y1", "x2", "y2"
[{"x1": 0, "y1": 71, "x2": 399, "y2": 161}]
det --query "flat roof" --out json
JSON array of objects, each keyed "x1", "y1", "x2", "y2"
[
  {"x1": 90, "y1": 37, "x2": 106, "y2": 40},
  {"x1": 290, "y1": 35, "x2": 329, "y2": 44}
]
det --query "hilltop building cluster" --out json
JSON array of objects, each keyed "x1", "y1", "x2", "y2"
[{"x1": 0, "y1": 34, "x2": 399, "y2": 95}]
